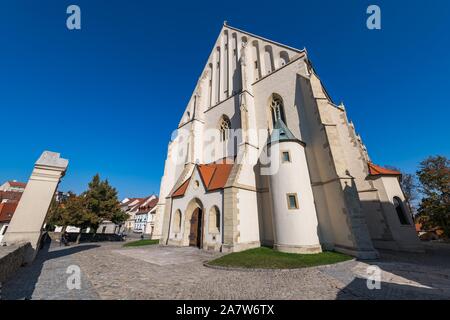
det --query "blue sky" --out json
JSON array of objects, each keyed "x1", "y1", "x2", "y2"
[{"x1": 0, "y1": 0, "x2": 449, "y2": 198}]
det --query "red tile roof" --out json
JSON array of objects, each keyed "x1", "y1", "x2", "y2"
[
  {"x1": 8, "y1": 181, "x2": 26, "y2": 188},
  {"x1": 0, "y1": 191, "x2": 23, "y2": 202},
  {"x1": 137, "y1": 197, "x2": 159, "y2": 213},
  {"x1": 172, "y1": 163, "x2": 233, "y2": 198},
  {"x1": 199, "y1": 164, "x2": 233, "y2": 191},
  {"x1": 197, "y1": 165, "x2": 216, "y2": 188},
  {"x1": 368, "y1": 162, "x2": 401, "y2": 176},
  {"x1": 0, "y1": 202, "x2": 19, "y2": 222},
  {"x1": 172, "y1": 179, "x2": 190, "y2": 198}
]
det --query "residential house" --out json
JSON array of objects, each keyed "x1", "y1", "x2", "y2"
[
  {"x1": 0, "y1": 180, "x2": 26, "y2": 193},
  {"x1": 134, "y1": 196, "x2": 159, "y2": 235}
]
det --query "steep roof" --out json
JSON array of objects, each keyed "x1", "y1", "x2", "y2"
[
  {"x1": 367, "y1": 162, "x2": 401, "y2": 177},
  {"x1": 178, "y1": 23, "x2": 305, "y2": 128},
  {"x1": 0, "y1": 202, "x2": 18, "y2": 222},
  {"x1": 5, "y1": 181, "x2": 26, "y2": 188},
  {"x1": 0, "y1": 191, "x2": 23, "y2": 202},
  {"x1": 269, "y1": 119, "x2": 298, "y2": 143},
  {"x1": 198, "y1": 164, "x2": 233, "y2": 191},
  {"x1": 137, "y1": 197, "x2": 159, "y2": 214},
  {"x1": 171, "y1": 163, "x2": 233, "y2": 198},
  {"x1": 172, "y1": 179, "x2": 190, "y2": 198},
  {"x1": 225, "y1": 23, "x2": 303, "y2": 54}
]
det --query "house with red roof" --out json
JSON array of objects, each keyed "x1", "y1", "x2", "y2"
[
  {"x1": 0, "y1": 182, "x2": 24, "y2": 242},
  {"x1": 0, "y1": 180, "x2": 27, "y2": 193},
  {"x1": 133, "y1": 196, "x2": 159, "y2": 235},
  {"x1": 0, "y1": 201, "x2": 19, "y2": 242}
]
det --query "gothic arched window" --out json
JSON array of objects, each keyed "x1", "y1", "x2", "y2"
[
  {"x1": 219, "y1": 115, "x2": 231, "y2": 142},
  {"x1": 209, "y1": 206, "x2": 220, "y2": 234},
  {"x1": 393, "y1": 197, "x2": 409, "y2": 225},
  {"x1": 270, "y1": 95, "x2": 286, "y2": 125}
]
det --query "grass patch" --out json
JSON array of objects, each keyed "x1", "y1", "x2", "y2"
[
  {"x1": 123, "y1": 239, "x2": 159, "y2": 247},
  {"x1": 208, "y1": 247, "x2": 352, "y2": 269}
]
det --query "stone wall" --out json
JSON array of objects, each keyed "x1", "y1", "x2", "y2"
[
  {"x1": 0, "y1": 242, "x2": 31, "y2": 284},
  {"x1": 48, "y1": 232, "x2": 123, "y2": 243}
]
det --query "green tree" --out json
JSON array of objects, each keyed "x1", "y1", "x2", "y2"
[
  {"x1": 46, "y1": 191, "x2": 76, "y2": 231},
  {"x1": 46, "y1": 198, "x2": 64, "y2": 231},
  {"x1": 416, "y1": 155, "x2": 450, "y2": 237},
  {"x1": 61, "y1": 194, "x2": 97, "y2": 243},
  {"x1": 83, "y1": 174, "x2": 127, "y2": 232}
]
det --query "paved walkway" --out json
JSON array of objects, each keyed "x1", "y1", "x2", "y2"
[{"x1": 2, "y1": 241, "x2": 450, "y2": 300}]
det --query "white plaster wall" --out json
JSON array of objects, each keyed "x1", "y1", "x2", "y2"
[
  {"x1": 97, "y1": 222, "x2": 118, "y2": 234},
  {"x1": 375, "y1": 176, "x2": 421, "y2": 250},
  {"x1": 358, "y1": 190, "x2": 387, "y2": 240},
  {"x1": 168, "y1": 168, "x2": 223, "y2": 247},
  {"x1": 269, "y1": 141, "x2": 321, "y2": 248},
  {"x1": 236, "y1": 188, "x2": 260, "y2": 244},
  {"x1": 203, "y1": 97, "x2": 241, "y2": 163},
  {"x1": 252, "y1": 58, "x2": 308, "y2": 151}
]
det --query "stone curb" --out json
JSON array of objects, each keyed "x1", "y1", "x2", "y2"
[{"x1": 203, "y1": 258, "x2": 356, "y2": 272}]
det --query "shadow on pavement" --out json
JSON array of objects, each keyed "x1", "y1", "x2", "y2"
[
  {"x1": 1, "y1": 238, "x2": 99, "y2": 300},
  {"x1": 336, "y1": 245, "x2": 450, "y2": 300},
  {"x1": 337, "y1": 277, "x2": 446, "y2": 300}
]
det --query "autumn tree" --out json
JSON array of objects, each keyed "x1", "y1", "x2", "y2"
[{"x1": 416, "y1": 155, "x2": 450, "y2": 238}]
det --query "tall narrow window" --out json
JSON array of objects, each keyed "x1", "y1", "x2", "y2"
[
  {"x1": 216, "y1": 47, "x2": 221, "y2": 103},
  {"x1": 282, "y1": 151, "x2": 291, "y2": 163},
  {"x1": 208, "y1": 63, "x2": 213, "y2": 107},
  {"x1": 393, "y1": 197, "x2": 410, "y2": 225},
  {"x1": 270, "y1": 94, "x2": 286, "y2": 125},
  {"x1": 219, "y1": 115, "x2": 231, "y2": 142},
  {"x1": 264, "y1": 45, "x2": 274, "y2": 74},
  {"x1": 287, "y1": 193, "x2": 299, "y2": 210},
  {"x1": 279, "y1": 51, "x2": 289, "y2": 67}
]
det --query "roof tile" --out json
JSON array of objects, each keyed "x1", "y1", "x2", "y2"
[{"x1": 368, "y1": 162, "x2": 401, "y2": 176}]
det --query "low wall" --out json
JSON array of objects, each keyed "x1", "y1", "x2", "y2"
[
  {"x1": 0, "y1": 242, "x2": 31, "y2": 284},
  {"x1": 48, "y1": 232, "x2": 124, "y2": 243}
]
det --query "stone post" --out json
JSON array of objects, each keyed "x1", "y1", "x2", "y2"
[{"x1": 1, "y1": 151, "x2": 68, "y2": 263}]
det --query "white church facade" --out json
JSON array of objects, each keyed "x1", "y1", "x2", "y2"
[{"x1": 153, "y1": 23, "x2": 422, "y2": 259}]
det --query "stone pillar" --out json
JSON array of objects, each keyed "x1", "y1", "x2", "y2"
[{"x1": 1, "y1": 151, "x2": 68, "y2": 263}]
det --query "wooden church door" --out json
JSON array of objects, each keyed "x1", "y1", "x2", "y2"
[{"x1": 189, "y1": 207, "x2": 203, "y2": 248}]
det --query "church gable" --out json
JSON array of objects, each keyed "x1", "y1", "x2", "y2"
[
  {"x1": 170, "y1": 163, "x2": 233, "y2": 198},
  {"x1": 177, "y1": 23, "x2": 304, "y2": 128}
]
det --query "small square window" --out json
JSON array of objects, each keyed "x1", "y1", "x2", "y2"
[
  {"x1": 287, "y1": 194, "x2": 299, "y2": 210},
  {"x1": 282, "y1": 151, "x2": 291, "y2": 163},
  {"x1": 254, "y1": 61, "x2": 258, "y2": 68}
]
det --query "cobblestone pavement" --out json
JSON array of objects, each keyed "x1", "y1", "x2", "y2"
[{"x1": 2, "y1": 241, "x2": 450, "y2": 300}]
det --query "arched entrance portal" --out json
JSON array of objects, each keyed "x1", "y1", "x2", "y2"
[
  {"x1": 183, "y1": 198, "x2": 204, "y2": 248},
  {"x1": 189, "y1": 207, "x2": 203, "y2": 247}
]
